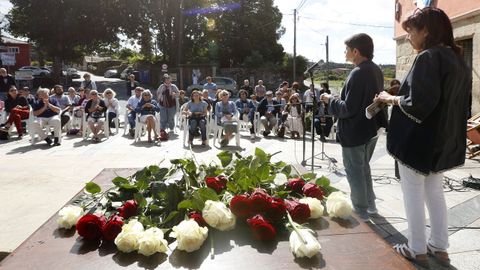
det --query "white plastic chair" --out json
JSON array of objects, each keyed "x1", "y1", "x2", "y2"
[
  {"x1": 134, "y1": 113, "x2": 160, "y2": 142},
  {"x1": 28, "y1": 110, "x2": 63, "y2": 145},
  {"x1": 0, "y1": 100, "x2": 6, "y2": 124},
  {"x1": 123, "y1": 110, "x2": 131, "y2": 135},
  {"x1": 82, "y1": 112, "x2": 109, "y2": 141},
  {"x1": 212, "y1": 111, "x2": 240, "y2": 147}
]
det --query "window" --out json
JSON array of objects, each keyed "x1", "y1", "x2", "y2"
[
  {"x1": 457, "y1": 38, "x2": 473, "y2": 69},
  {"x1": 7, "y1": 47, "x2": 19, "y2": 54}
]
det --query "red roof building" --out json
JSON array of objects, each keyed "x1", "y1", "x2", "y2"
[{"x1": 0, "y1": 36, "x2": 31, "y2": 71}]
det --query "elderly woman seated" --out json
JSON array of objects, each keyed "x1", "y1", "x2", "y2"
[
  {"x1": 85, "y1": 90, "x2": 107, "y2": 142},
  {"x1": 135, "y1": 89, "x2": 161, "y2": 142},
  {"x1": 184, "y1": 90, "x2": 208, "y2": 146},
  {"x1": 215, "y1": 89, "x2": 238, "y2": 147},
  {"x1": 103, "y1": 88, "x2": 119, "y2": 133}
]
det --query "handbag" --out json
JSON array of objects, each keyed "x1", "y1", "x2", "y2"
[{"x1": 0, "y1": 130, "x2": 10, "y2": 140}]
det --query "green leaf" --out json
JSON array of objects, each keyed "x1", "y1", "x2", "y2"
[
  {"x1": 237, "y1": 176, "x2": 252, "y2": 191},
  {"x1": 177, "y1": 199, "x2": 194, "y2": 210},
  {"x1": 134, "y1": 193, "x2": 147, "y2": 209},
  {"x1": 281, "y1": 165, "x2": 292, "y2": 176},
  {"x1": 226, "y1": 182, "x2": 239, "y2": 193},
  {"x1": 85, "y1": 182, "x2": 101, "y2": 194},
  {"x1": 197, "y1": 187, "x2": 219, "y2": 202},
  {"x1": 302, "y1": 172, "x2": 317, "y2": 181},
  {"x1": 112, "y1": 177, "x2": 129, "y2": 187},
  {"x1": 256, "y1": 163, "x2": 270, "y2": 182},
  {"x1": 316, "y1": 176, "x2": 331, "y2": 187},
  {"x1": 161, "y1": 211, "x2": 179, "y2": 225},
  {"x1": 255, "y1": 147, "x2": 269, "y2": 163},
  {"x1": 217, "y1": 151, "x2": 233, "y2": 167}
]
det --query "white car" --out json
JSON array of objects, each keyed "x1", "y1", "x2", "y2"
[
  {"x1": 104, "y1": 69, "x2": 118, "y2": 78},
  {"x1": 18, "y1": 66, "x2": 50, "y2": 77}
]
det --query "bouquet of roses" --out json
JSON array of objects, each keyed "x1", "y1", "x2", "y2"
[{"x1": 57, "y1": 148, "x2": 352, "y2": 260}]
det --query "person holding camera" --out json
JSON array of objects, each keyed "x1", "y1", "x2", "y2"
[{"x1": 85, "y1": 90, "x2": 107, "y2": 143}]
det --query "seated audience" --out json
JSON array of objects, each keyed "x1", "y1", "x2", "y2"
[
  {"x1": 184, "y1": 90, "x2": 208, "y2": 146},
  {"x1": 85, "y1": 90, "x2": 107, "y2": 142},
  {"x1": 283, "y1": 93, "x2": 304, "y2": 139},
  {"x1": 51, "y1": 85, "x2": 72, "y2": 129},
  {"x1": 136, "y1": 90, "x2": 161, "y2": 142},
  {"x1": 103, "y1": 88, "x2": 119, "y2": 133},
  {"x1": 235, "y1": 89, "x2": 256, "y2": 139},
  {"x1": 1, "y1": 86, "x2": 29, "y2": 138},
  {"x1": 215, "y1": 90, "x2": 238, "y2": 147},
  {"x1": 31, "y1": 88, "x2": 61, "y2": 146},
  {"x1": 258, "y1": 91, "x2": 280, "y2": 137},
  {"x1": 126, "y1": 87, "x2": 144, "y2": 137}
]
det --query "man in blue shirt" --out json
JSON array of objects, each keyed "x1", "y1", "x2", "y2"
[
  {"x1": 203, "y1": 76, "x2": 217, "y2": 99},
  {"x1": 31, "y1": 88, "x2": 62, "y2": 146}
]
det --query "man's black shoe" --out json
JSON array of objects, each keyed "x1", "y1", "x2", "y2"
[
  {"x1": 45, "y1": 137, "x2": 53, "y2": 145},
  {"x1": 320, "y1": 135, "x2": 327, "y2": 142},
  {"x1": 263, "y1": 130, "x2": 270, "y2": 137},
  {"x1": 129, "y1": 128, "x2": 135, "y2": 138},
  {"x1": 53, "y1": 137, "x2": 61, "y2": 146}
]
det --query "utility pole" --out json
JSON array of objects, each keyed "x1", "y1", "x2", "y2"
[
  {"x1": 293, "y1": 9, "x2": 297, "y2": 82},
  {"x1": 325, "y1": 35, "x2": 329, "y2": 84}
]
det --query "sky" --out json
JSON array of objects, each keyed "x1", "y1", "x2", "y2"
[
  {"x1": 274, "y1": 0, "x2": 396, "y2": 64},
  {"x1": 0, "y1": 0, "x2": 396, "y2": 65}
]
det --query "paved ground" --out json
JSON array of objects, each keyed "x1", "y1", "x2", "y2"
[{"x1": 0, "y1": 75, "x2": 479, "y2": 269}]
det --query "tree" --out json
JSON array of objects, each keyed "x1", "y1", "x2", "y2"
[
  {"x1": 283, "y1": 53, "x2": 308, "y2": 82},
  {"x1": 7, "y1": 0, "x2": 122, "y2": 81}
]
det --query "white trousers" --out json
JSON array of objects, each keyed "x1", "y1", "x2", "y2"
[
  {"x1": 30, "y1": 116, "x2": 61, "y2": 140},
  {"x1": 398, "y1": 163, "x2": 449, "y2": 254}
]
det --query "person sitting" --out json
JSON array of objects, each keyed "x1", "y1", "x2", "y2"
[
  {"x1": 135, "y1": 90, "x2": 161, "y2": 142},
  {"x1": 279, "y1": 81, "x2": 292, "y2": 101},
  {"x1": 126, "y1": 87, "x2": 144, "y2": 137},
  {"x1": 201, "y1": 89, "x2": 213, "y2": 112},
  {"x1": 303, "y1": 84, "x2": 320, "y2": 113},
  {"x1": 85, "y1": 90, "x2": 107, "y2": 142},
  {"x1": 51, "y1": 85, "x2": 72, "y2": 129},
  {"x1": 283, "y1": 93, "x2": 304, "y2": 139},
  {"x1": 1, "y1": 86, "x2": 29, "y2": 138},
  {"x1": 67, "y1": 87, "x2": 80, "y2": 106},
  {"x1": 0, "y1": 68, "x2": 16, "y2": 101},
  {"x1": 235, "y1": 89, "x2": 256, "y2": 139},
  {"x1": 126, "y1": 74, "x2": 139, "y2": 97},
  {"x1": 31, "y1": 88, "x2": 62, "y2": 146},
  {"x1": 314, "y1": 82, "x2": 334, "y2": 142},
  {"x1": 184, "y1": 90, "x2": 208, "y2": 146},
  {"x1": 211, "y1": 89, "x2": 222, "y2": 115},
  {"x1": 215, "y1": 90, "x2": 238, "y2": 147},
  {"x1": 103, "y1": 88, "x2": 119, "y2": 133},
  {"x1": 19, "y1": 87, "x2": 35, "y2": 105},
  {"x1": 274, "y1": 90, "x2": 286, "y2": 112},
  {"x1": 178, "y1": 90, "x2": 189, "y2": 106},
  {"x1": 291, "y1": 81, "x2": 301, "y2": 94},
  {"x1": 258, "y1": 91, "x2": 280, "y2": 137}
]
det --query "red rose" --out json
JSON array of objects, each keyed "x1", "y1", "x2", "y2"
[
  {"x1": 250, "y1": 188, "x2": 271, "y2": 213},
  {"x1": 118, "y1": 200, "x2": 138, "y2": 219},
  {"x1": 76, "y1": 214, "x2": 106, "y2": 241},
  {"x1": 302, "y1": 183, "x2": 324, "y2": 200},
  {"x1": 265, "y1": 197, "x2": 286, "y2": 223},
  {"x1": 230, "y1": 194, "x2": 252, "y2": 219},
  {"x1": 287, "y1": 178, "x2": 305, "y2": 193},
  {"x1": 102, "y1": 215, "x2": 124, "y2": 241},
  {"x1": 188, "y1": 211, "x2": 207, "y2": 227},
  {"x1": 205, "y1": 176, "x2": 227, "y2": 194},
  {"x1": 247, "y1": 214, "x2": 277, "y2": 241},
  {"x1": 284, "y1": 199, "x2": 311, "y2": 224}
]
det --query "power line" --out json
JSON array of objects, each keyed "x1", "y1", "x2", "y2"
[
  {"x1": 296, "y1": 0, "x2": 309, "y2": 11},
  {"x1": 299, "y1": 15, "x2": 393, "y2": 29}
]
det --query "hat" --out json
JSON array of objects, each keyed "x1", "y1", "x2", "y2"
[
  {"x1": 163, "y1": 74, "x2": 170, "y2": 79},
  {"x1": 266, "y1": 91, "x2": 273, "y2": 95}
]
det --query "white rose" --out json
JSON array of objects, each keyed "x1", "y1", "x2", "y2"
[
  {"x1": 202, "y1": 200, "x2": 236, "y2": 231},
  {"x1": 326, "y1": 193, "x2": 352, "y2": 219},
  {"x1": 289, "y1": 228, "x2": 321, "y2": 258},
  {"x1": 299, "y1": 197, "x2": 324, "y2": 219},
  {"x1": 170, "y1": 219, "x2": 208, "y2": 252},
  {"x1": 57, "y1": 205, "x2": 84, "y2": 229},
  {"x1": 115, "y1": 219, "x2": 145, "y2": 253},
  {"x1": 274, "y1": 173, "x2": 288, "y2": 186},
  {"x1": 328, "y1": 191, "x2": 346, "y2": 200},
  {"x1": 138, "y1": 228, "x2": 168, "y2": 256}
]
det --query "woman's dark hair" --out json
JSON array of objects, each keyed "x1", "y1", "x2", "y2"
[
  {"x1": 390, "y1": 79, "x2": 401, "y2": 87},
  {"x1": 344, "y1": 33, "x2": 374, "y2": 60},
  {"x1": 320, "y1": 82, "x2": 329, "y2": 90},
  {"x1": 402, "y1": 7, "x2": 461, "y2": 55},
  {"x1": 238, "y1": 89, "x2": 248, "y2": 98},
  {"x1": 190, "y1": 90, "x2": 201, "y2": 100}
]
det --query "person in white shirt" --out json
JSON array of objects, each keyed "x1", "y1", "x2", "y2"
[
  {"x1": 303, "y1": 84, "x2": 320, "y2": 113},
  {"x1": 126, "y1": 87, "x2": 144, "y2": 137},
  {"x1": 103, "y1": 88, "x2": 119, "y2": 134}
]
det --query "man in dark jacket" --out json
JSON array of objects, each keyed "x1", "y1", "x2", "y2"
[
  {"x1": 258, "y1": 91, "x2": 280, "y2": 137},
  {"x1": 320, "y1": 33, "x2": 384, "y2": 221},
  {"x1": 0, "y1": 68, "x2": 16, "y2": 100}
]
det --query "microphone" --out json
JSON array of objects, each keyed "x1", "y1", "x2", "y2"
[{"x1": 304, "y1": 60, "x2": 323, "y2": 75}]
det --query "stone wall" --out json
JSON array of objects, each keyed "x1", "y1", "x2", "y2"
[{"x1": 395, "y1": 13, "x2": 480, "y2": 115}]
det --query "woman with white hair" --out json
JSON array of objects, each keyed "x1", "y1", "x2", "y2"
[
  {"x1": 85, "y1": 90, "x2": 107, "y2": 142},
  {"x1": 103, "y1": 88, "x2": 119, "y2": 133},
  {"x1": 215, "y1": 89, "x2": 238, "y2": 147},
  {"x1": 135, "y1": 90, "x2": 161, "y2": 142}
]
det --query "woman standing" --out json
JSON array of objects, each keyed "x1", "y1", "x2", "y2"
[
  {"x1": 375, "y1": 8, "x2": 471, "y2": 268},
  {"x1": 136, "y1": 90, "x2": 160, "y2": 143},
  {"x1": 157, "y1": 74, "x2": 179, "y2": 139},
  {"x1": 103, "y1": 88, "x2": 119, "y2": 133},
  {"x1": 1, "y1": 86, "x2": 29, "y2": 138},
  {"x1": 215, "y1": 90, "x2": 238, "y2": 147},
  {"x1": 184, "y1": 90, "x2": 208, "y2": 146}
]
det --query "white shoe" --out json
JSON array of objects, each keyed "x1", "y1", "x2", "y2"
[
  {"x1": 367, "y1": 207, "x2": 378, "y2": 215},
  {"x1": 250, "y1": 134, "x2": 255, "y2": 140}
]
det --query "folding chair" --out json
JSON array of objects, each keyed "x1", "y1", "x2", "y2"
[
  {"x1": 212, "y1": 112, "x2": 240, "y2": 147},
  {"x1": 467, "y1": 113, "x2": 480, "y2": 159}
]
